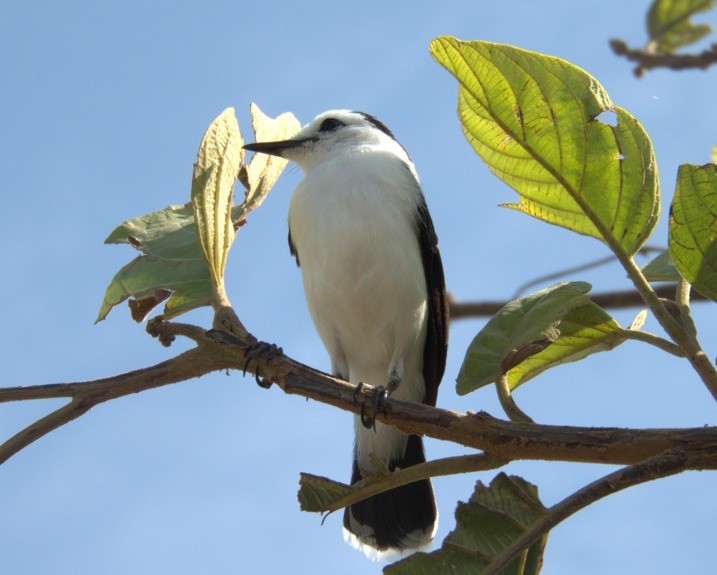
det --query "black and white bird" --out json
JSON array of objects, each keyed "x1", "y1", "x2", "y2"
[{"x1": 244, "y1": 110, "x2": 448, "y2": 559}]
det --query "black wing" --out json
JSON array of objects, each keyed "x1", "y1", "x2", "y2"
[
  {"x1": 288, "y1": 227, "x2": 300, "y2": 266},
  {"x1": 416, "y1": 199, "x2": 449, "y2": 407}
]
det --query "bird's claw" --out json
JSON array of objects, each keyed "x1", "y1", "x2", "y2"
[
  {"x1": 242, "y1": 341, "x2": 282, "y2": 389},
  {"x1": 359, "y1": 385, "x2": 388, "y2": 431}
]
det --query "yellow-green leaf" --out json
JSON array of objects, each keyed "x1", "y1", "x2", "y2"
[
  {"x1": 669, "y1": 163, "x2": 717, "y2": 301},
  {"x1": 191, "y1": 107, "x2": 244, "y2": 287},
  {"x1": 430, "y1": 37, "x2": 660, "y2": 257},
  {"x1": 237, "y1": 103, "x2": 300, "y2": 223}
]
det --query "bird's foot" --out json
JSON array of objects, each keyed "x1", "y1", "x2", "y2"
[
  {"x1": 242, "y1": 341, "x2": 283, "y2": 389},
  {"x1": 358, "y1": 385, "x2": 389, "y2": 431}
]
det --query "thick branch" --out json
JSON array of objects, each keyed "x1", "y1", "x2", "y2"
[{"x1": 3, "y1": 322, "x2": 717, "y2": 469}]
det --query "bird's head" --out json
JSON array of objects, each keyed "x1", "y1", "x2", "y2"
[{"x1": 244, "y1": 110, "x2": 408, "y2": 171}]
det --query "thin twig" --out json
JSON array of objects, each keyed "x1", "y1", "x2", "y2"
[
  {"x1": 302, "y1": 453, "x2": 508, "y2": 514},
  {"x1": 610, "y1": 39, "x2": 717, "y2": 77}
]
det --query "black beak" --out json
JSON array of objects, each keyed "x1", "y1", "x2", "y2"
[{"x1": 243, "y1": 138, "x2": 308, "y2": 157}]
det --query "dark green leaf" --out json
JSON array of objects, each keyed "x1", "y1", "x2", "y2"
[
  {"x1": 642, "y1": 250, "x2": 683, "y2": 282},
  {"x1": 385, "y1": 474, "x2": 548, "y2": 575},
  {"x1": 506, "y1": 303, "x2": 625, "y2": 390},
  {"x1": 298, "y1": 473, "x2": 354, "y2": 513}
]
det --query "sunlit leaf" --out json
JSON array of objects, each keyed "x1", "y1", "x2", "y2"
[
  {"x1": 669, "y1": 163, "x2": 717, "y2": 301},
  {"x1": 647, "y1": 0, "x2": 715, "y2": 52},
  {"x1": 456, "y1": 282, "x2": 591, "y2": 395},
  {"x1": 385, "y1": 474, "x2": 548, "y2": 575},
  {"x1": 191, "y1": 107, "x2": 244, "y2": 286},
  {"x1": 98, "y1": 106, "x2": 298, "y2": 322},
  {"x1": 430, "y1": 37, "x2": 660, "y2": 257},
  {"x1": 629, "y1": 309, "x2": 648, "y2": 331},
  {"x1": 238, "y1": 103, "x2": 300, "y2": 222}
]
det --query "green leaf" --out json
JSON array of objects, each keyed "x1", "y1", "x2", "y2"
[
  {"x1": 505, "y1": 302, "x2": 625, "y2": 390},
  {"x1": 97, "y1": 204, "x2": 214, "y2": 322},
  {"x1": 642, "y1": 250, "x2": 683, "y2": 282},
  {"x1": 98, "y1": 106, "x2": 299, "y2": 322},
  {"x1": 456, "y1": 282, "x2": 591, "y2": 395},
  {"x1": 647, "y1": 0, "x2": 715, "y2": 53},
  {"x1": 669, "y1": 163, "x2": 717, "y2": 301},
  {"x1": 191, "y1": 107, "x2": 244, "y2": 286},
  {"x1": 385, "y1": 474, "x2": 548, "y2": 575},
  {"x1": 430, "y1": 37, "x2": 660, "y2": 257},
  {"x1": 298, "y1": 473, "x2": 354, "y2": 513}
]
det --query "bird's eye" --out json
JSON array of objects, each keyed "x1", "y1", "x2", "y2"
[{"x1": 319, "y1": 118, "x2": 344, "y2": 132}]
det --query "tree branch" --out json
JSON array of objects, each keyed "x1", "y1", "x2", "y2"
[
  {"x1": 609, "y1": 39, "x2": 717, "y2": 77},
  {"x1": 3, "y1": 320, "x2": 717, "y2": 470},
  {"x1": 448, "y1": 284, "x2": 705, "y2": 320}
]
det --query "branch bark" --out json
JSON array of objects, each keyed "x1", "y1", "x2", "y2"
[
  {"x1": 449, "y1": 283, "x2": 706, "y2": 319},
  {"x1": 2, "y1": 320, "x2": 717, "y2": 470}
]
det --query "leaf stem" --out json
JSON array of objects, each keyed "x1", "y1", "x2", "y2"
[
  {"x1": 496, "y1": 374, "x2": 534, "y2": 423},
  {"x1": 622, "y1": 329, "x2": 685, "y2": 357},
  {"x1": 306, "y1": 453, "x2": 508, "y2": 514},
  {"x1": 619, "y1": 256, "x2": 717, "y2": 401}
]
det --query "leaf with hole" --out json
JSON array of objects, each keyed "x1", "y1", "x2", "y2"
[{"x1": 430, "y1": 37, "x2": 660, "y2": 257}]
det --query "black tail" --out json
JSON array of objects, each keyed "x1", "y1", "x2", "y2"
[{"x1": 343, "y1": 434, "x2": 437, "y2": 555}]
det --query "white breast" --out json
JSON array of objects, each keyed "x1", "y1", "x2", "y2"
[{"x1": 288, "y1": 150, "x2": 428, "y2": 386}]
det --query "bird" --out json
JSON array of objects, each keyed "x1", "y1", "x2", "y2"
[{"x1": 244, "y1": 110, "x2": 448, "y2": 559}]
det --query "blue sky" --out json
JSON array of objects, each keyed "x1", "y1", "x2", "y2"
[{"x1": 1, "y1": 2, "x2": 716, "y2": 574}]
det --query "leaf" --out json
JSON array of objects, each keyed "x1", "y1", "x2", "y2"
[
  {"x1": 647, "y1": 0, "x2": 715, "y2": 53},
  {"x1": 669, "y1": 163, "x2": 717, "y2": 301},
  {"x1": 98, "y1": 105, "x2": 299, "y2": 322},
  {"x1": 430, "y1": 37, "x2": 660, "y2": 257},
  {"x1": 237, "y1": 103, "x2": 300, "y2": 223},
  {"x1": 298, "y1": 473, "x2": 354, "y2": 513},
  {"x1": 642, "y1": 249, "x2": 683, "y2": 282},
  {"x1": 385, "y1": 474, "x2": 548, "y2": 575},
  {"x1": 191, "y1": 107, "x2": 244, "y2": 286},
  {"x1": 96, "y1": 204, "x2": 215, "y2": 322},
  {"x1": 629, "y1": 309, "x2": 648, "y2": 331},
  {"x1": 505, "y1": 302, "x2": 626, "y2": 390},
  {"x1": 456, "y1": 282, "x2": 591, "y2": 395}
]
